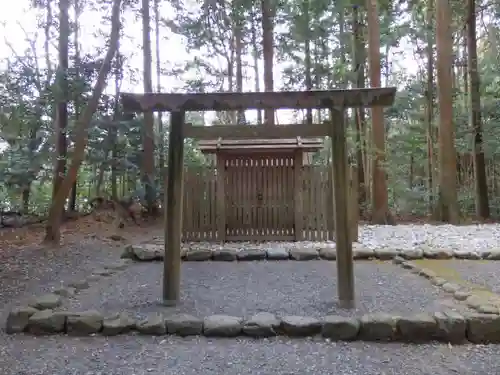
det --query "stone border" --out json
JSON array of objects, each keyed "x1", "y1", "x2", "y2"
[
  {"x1": 392, "y1": 256, "x2": 500, "y2": 315},
  {"x1": 6, "y1": 306, "x2": 500, "y2": 344},
  {"x1": 121, "y1": 244, "x2": 500, "y2": 262}
]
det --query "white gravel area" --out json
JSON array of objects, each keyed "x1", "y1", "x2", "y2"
[{"x1": 181, "y1": 224, "x2": 500, "y2": 253}]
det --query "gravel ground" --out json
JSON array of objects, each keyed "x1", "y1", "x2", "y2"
[
  {"x1": 2, "y1": 224, "x2": 500, "y2": 375},
  {"x1": 66, "y1": 261, "x2": 470, "y2": 318},
  {"x1": 1, "y1": 334, "x2": 500, "y2": 375}
]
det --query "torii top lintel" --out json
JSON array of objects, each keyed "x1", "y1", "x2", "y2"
[{"x1": 120, "y1": 87, "x2": 396, "y2": 113}]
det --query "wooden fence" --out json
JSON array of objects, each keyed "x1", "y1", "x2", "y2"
[{"x1": 179, "y1": 165, "x2": 357, "y2": 242}]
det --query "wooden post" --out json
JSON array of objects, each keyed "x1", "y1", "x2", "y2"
[
  {"x1": 349, "y1": 166, "x2": 359, "y2": 242},
  {"x1": 294, "y1": 151, "x2": 304, "y2": 241},
  {"x1": 326, "y1": 162, "x2": 335, "y2": 241},
  {"x1": 330, "y1": 108, "x2": 355, "y2": 308},
  {"x1": 216, "y1": 154, "x2": 226, "y2": 242},
  {"x1": 163, "y1": 111, "x2": 185, "y2": 305}
]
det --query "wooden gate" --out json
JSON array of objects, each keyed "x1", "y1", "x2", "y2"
[{"x1": 224, "y1": 154, "x2": 295, "y2": 241}]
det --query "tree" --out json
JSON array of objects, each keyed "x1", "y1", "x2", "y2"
[
  {"x1": 435, "y1": 0, "x2": 459, "y2": 223},
  {"x1": 44, "y1": 0, "x2": 123, "y2": 244}
]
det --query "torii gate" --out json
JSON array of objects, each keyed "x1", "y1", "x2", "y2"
[{"x1": 121, "y1": 87, "x2": 396, "y2": 309}]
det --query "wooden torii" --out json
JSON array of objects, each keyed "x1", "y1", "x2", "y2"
[{"x1": 121, "y1": 88, "x2": 396, "y2": 309}]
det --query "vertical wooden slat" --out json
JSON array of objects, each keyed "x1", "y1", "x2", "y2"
[
  {"x1": 294, "y1": 151, "x2": 304, "y2": 241},
  {"x1": 349, "y1": 166, "x2": 359, "y2": 242},
  {"x1": 216, "y1": 155, "x2": 226, "y2": 242}
]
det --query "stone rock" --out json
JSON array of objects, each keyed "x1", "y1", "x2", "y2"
[
  {"x1": 92, "y1": 269, "x2": 114, "y2": 276},
  {"x1": 243, "y1": 312, "x2": 280, "y2": 338},
  {"x1": 399, "y1": 248, "x2": 424, "y2": 260},
  {"x1": 433, "y1": 311, "x2": 467, "y2": 343},
  {"x1": 374, "y1": 248, "x2": 399, "y2": 260},
  {"x1": 318, "y1": 247, "x2": 336, "y2": 260},
  {"x1": 477, "y1": 305, "x2": 499, "y2": 314},
  {"x1": 359, "y1": 313, "x2": 399, "y2": 341},
  {"x1": 423, "y1": 248, "x2": 453, "y2": 260},
  {"x1": 52, "y1": 286, "x2": 76, "y2": 298},
  {"x1": 352, "y1": 246, "x2": 374, "y2": 260},
  {"x1": 442, "y1": 283, "x2": 461, "y2": 294},
  {"x1": 134, "y1": 244, "x2": 163, "y2": 261},
  {"x1": 453, "y1": 290, "x2": 471, "y2": 301},
  {"x1": 236, "y1": 248, "x2": 267, "y2": 261},
  {"x1": 465, "y1": 295, "x2": 485, "y2": 310},
  {"x1": 5, "y1": 306, "x2": 39, "y2": 334},
  {"x1": 453, "y1": 249, "x2": 481, "y2": 260},
  {"x1": 121, "y1": 244, "x2": 136, "y2": 259},
  {"x1": 67, "y1": 279, "x2": 90, "y2": 290},
  {"x1": 289, "y1": 248, "x2": 319, "y2": 261},
  {"x1": 184, "y1": 248, "x2": 213, "y2": 261},
  {"x1": 392, "y1": 256, "x2": 405, "y2": 265},
  {"x1": 136, "y1": 313, "x2": 167, "y2": 335},
  {"x1": 212, "y1": 249, "x2": 237, "y2": 261},
  {"x1": 66, "y1": 310, "x2": 104, "y2": 335},
  {"x1": 27, "y1": 310, "x2": 66, "y2": 334},
  {"x1": 418, "y1": 268, "x2": 437, "y2": 279},
  {"x1": 203, "y1": 315, "x2": 243, "y2": 337},
  {"x1": 397, "y1": 313, "x2": 437, "y2": 342},
  {"x1": 466, "y1": 313, "x2": 500, "y2": 343},
  {"x1": 279, "y1": 315, "x2": 322, "y2": 337},
  {"x1": 430, "y1": 277, "x2": 447, "y2": 286},
  {"x1": 165, "y1": 314, "x2": 203, "y2": 336},
  {"x1": 266, "y1": 248, "x2": 290, "y2": 260},
  {"x1": 102, "y1": 313, "x2": 136, "y2": 336},
  {"x1": 321, "y1": 315, "x2": 360, "y2": 340},
  {"x1": 86, "y1": 275, "x2": 101, "y2": 282},
  {"x1": 485, "y1": 250, "x2": 500, "y2": 260},
  {"x1": 28, "y1": 293, "x2": 62, "y2": 310},
  {"x1": 401, "y1": 261, "x2": 417, "y2": 270}
]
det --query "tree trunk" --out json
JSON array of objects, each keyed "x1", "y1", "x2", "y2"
[
  {"x1": 43, "y1": 0, "x2": 122, "y2": 244},
  {"x1": 154, "y1": 0, "x2": 164, "y2": 181},
  {"x1": 250, "y1": 6, "x2": 262, "y2": 124},
  {"x1": 366, "y1": 0, "x2": 393, "y2": 224},
  {"x1": 467, "y1": 0, "x2": 490, "y2": 219},
  {"x1": 141, "y1": 0, "x2": 157, "y2": 215},
  {"x1": 304, "y1": 0, "x2": 312, "y2": 124},
  {"x1": 261, "y1": 0, "x2": 274, "y2": 125},
  {"x1": 436, "y1": 0, "x2": 459, "y2": 223},
  {"x1": 425, "y1": 0, "x2": 435, "y2": 213},
  {"x1": 52, "y1": 0, "x2": 69, "y2": 214}
]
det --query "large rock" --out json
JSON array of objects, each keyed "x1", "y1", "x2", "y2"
[
  {"x1": 27, "y1": 310, "x2": 66, "y2": 334},
  {"x1": 243, "y1": 312, "x2": 280, "y2": 338},
  {"x1": 485, "y1": 250, "x2": 500, "y2": 260},
  {"x1": 453, "y1": 249, "x2": 481, "y2": 260},
  {"x1": 352, "y1": 246, "x2": 374, "y2": 260},
  {"x1": 212, "y1": 249, "x2": 238, "y2": 262},
  {"x1": 266, "y1": 248, "x2": 290, "y2": 260},
  {"x1": 417, "y1": 268, "x2": 437, "y2": 279},
  {"x1": 279, "y1": 315, "x2": 322, "y2": 337},
  {"x1": 321, "y1": 315, "x2": 360, "y2": 340},
  {"x1": 433, "y1": 311, "x2": 467, "y2": 343},
  {"x1": 318, "y1": 247, "x2": 337, "y2": 260},
  {"x1": 466, "y1": 313, "x2": 500, "y2": 343},
  {"x1": 5, "y1": 306, "x2": 39, "y2": 334},
  {"x1": 374, "y1": 248, "x2": 399, "y2": 260},
  {"x1": 165, "y1": 314, "x2": 203, "y2": 336},
  {"x1": 28, "y1": 294, "x2": 62, "y2": 310},
  {"x1": 423, "y1": 247, "x2": 453, "y2": 260},
  {"x1": 102, "y1": 313, "x2": 136, "y2": 336},
  {"x1": 236, "y1": 248, "x2": 267, "y2": 261},
  {"x1": 134, "y1": 244, "x2": 164, "y2": 261},
  {"x1": 66, "y1": 310, "x2": 104, "y2": 335},
  {"x1": 397, "y1": 313, "x2": 437, "y2": 342},
  {"x1": 184, "y1": 248, "x2": 213, "y2": 261},
  {"x1": 52, "y1": 286, "x2": 77, "y2": 298},
  {"x1": 359, "y1": 313, "x2": 399, "y2": 341},
  {"x1": 203, "y1": 315, "x2": 243, "y2": 337},
  {"x1": 289, "y1": 248, "x2": 319, "y2": 261},
  {"x1": 136, "y1": 313, "x2": 167, "y2": 335},
  {"x1": 441, "y1": 283, "x2": 461, "y2": 294},
  {"x1": 121, "y1": 244, "x2": 136, "y2": 259},
  {"x1": 399, "y1": 248, "x2": 424, "y2": 260}
]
